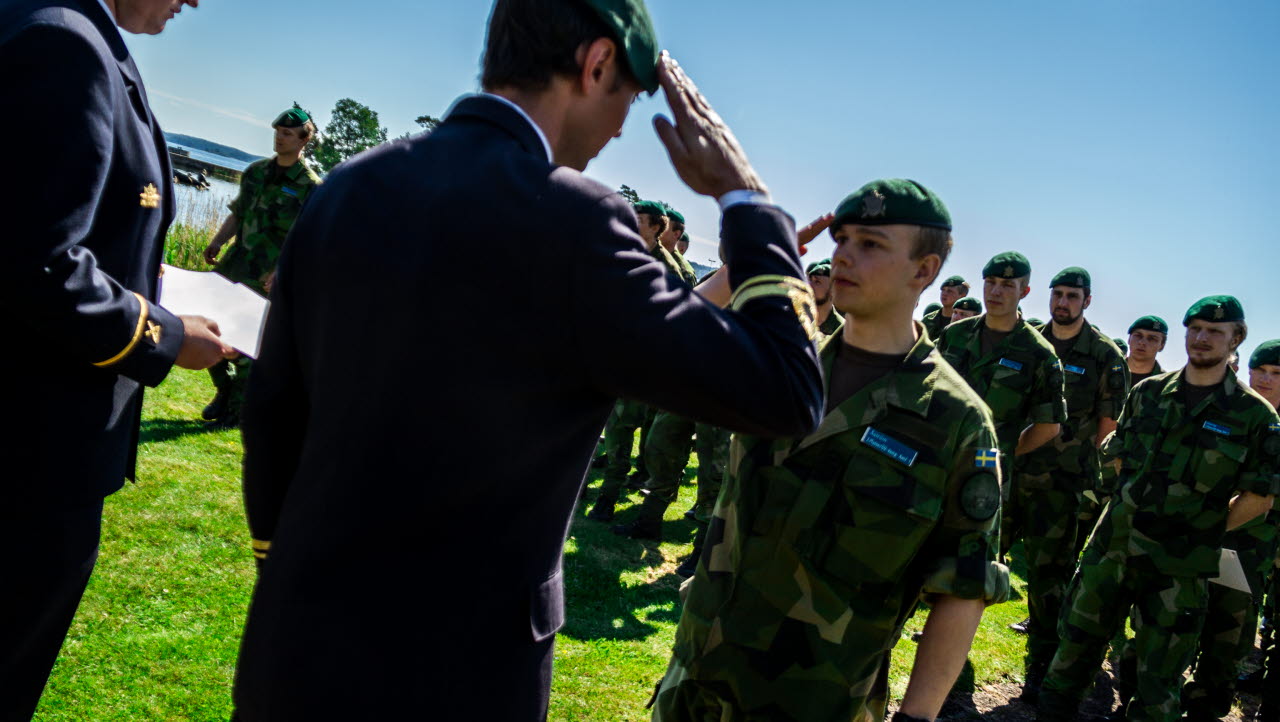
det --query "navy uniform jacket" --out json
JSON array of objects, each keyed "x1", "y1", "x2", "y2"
[
  {"x1": 1, "y1": 0, "x2": 185, "y2": 505},
  {"x1": 234, "y1": 95, "x2": 825, "y2": 720}
]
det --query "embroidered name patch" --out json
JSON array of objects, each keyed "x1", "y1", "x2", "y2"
[
  {"x1": 975, "y1": 448, "x2": 1000, "y2": 468},
  {"x1": 1065, "y1": 364, "x2": 1087, "y2": 375},
  {"x1": 861, "y1": 427, "x2": 918, "y2": 467},
  {"x1": 998, "y1": 358, "x2": 1024, "y2": 371},
  {"x1": 1203, "y1": 420, "x2": 1232, "y2": 436}
]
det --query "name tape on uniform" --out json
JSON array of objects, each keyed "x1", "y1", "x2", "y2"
[
  {"x1": 998, "y1": 358, "x2": 1024, "y2": 372},
  {"x1": 860, "y1": 427, "x2": 919, "y2": 467},
  {"x1": 1203, "y1": 420, "x2": 1232, "y2": 436},
  {"x1": 1064, "y1": 364, "x2": 1087, "y2": 375}
]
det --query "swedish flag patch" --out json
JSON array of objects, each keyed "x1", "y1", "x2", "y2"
[
  {"x1": 975, "y1": 448, "x2": 999, "y2": 468},
  {"x1": 1270, "y1": 422, "x2": 1280, "y2": 433}
]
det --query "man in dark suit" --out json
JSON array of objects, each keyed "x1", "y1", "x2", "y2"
[
  {"x1": 233, "y1": 1, "x2": 825, "y2": 720},
  {"x1": 0, "y1": 0, "x2": 232, "y2": 718}
]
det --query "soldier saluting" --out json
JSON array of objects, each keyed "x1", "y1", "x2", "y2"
[
  {"x1": 652, "y1": 180, "x2": 1009, "y2": 722},
  {"x1": 1037, "y1": 296, "x2": 1280, "y2": 722}
]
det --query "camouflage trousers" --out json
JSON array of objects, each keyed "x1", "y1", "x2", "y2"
[
  {"x1": 1006, "y1": 480, "x2": 1082, "y2": 670},
  {"x1": 1039, "y1": 552, "x2": 1208, "y2": 722},
  {"x1": 1073, "y1": 490, "x2": 1106, "y2": 560},
  {"x1": 208, "y1": 355, "x2": 254, "y2": 415},
  {"x1": 634, "y1": 412, "x2": 729, "y2": 526},
  {"x1": 597, "y1": 400, "x2": 655, "y2": 505},
  {"x1": 1182, "y1": 534, "x2": 1280, "y2": 719}
]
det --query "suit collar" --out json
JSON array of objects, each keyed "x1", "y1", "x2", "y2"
[{"x1": 444, "y1": 94, "x2": 553, "y2": 163}]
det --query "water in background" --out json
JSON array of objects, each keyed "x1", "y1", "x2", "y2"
[{"x1": 169, "y1": 142, "x2": 253, "y2": 173}]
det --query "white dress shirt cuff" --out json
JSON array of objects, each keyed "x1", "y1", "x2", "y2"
[{"x1": 717, "y1": 189, "x2": 772, "y2": 211}]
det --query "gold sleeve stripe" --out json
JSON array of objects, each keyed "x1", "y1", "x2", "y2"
[
  {"x1": 92, "y1": 292, "x2": 150, "y2": 368},
  {"x1": 253, "y1": 551, "x2": 268, "y2": 560},
  {"x1": 251, "y1": 539, "x2": 272, "y2": 551},
  {"x1": 728, "y1": 275, "x2": 819, "y2": 341}
]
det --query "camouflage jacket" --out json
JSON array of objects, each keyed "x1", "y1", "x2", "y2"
[
  {"x1": 1095, "y1": 369, "x2": 1280, "y2": 578},
  {"x1": 818, "y1": 307, "x2": 843, "y2": 337},
  {"x1": 1017, "y1": 321, "x2": 1129, "y2": 488},
  {"x1": 651, "y1": 243, "x2": 688, "y2": 287},
  {"x1": 672, "y1": 249, "x2": 699, "y2": 287},
  {"x1": 662, "y1": 327, "x2": 1009, "y2": 721},
  {"x1": 219, "y1": 156, "x2": 321, "y2": 290},
  {"x1": 937, "y1": 315, "x2": 1068, "y2": 464},
  {"x1": 921, "y1": 308, "x2": 951, "y2": 340}
]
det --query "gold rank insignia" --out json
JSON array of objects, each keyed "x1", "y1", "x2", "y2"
[
  {"x1": 1213, "y1": 305, "x2": 1225, "y2": 320},
  {"x1": 861, "y1": 190, "x2": 886, "y2": 219},
  {"x1": 145, "y1": 320, "x2": 161, "y2": 344},
  {"x1": 140, "y1": 183, "x2": 161, "y2": 209},
  {"x1": 1003, "y1": 265, "x2": 1014, "y2": 278}
]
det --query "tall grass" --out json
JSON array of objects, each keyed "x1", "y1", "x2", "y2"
[{"x1": 165, "y1": 190, "x2": 226, "y2": 272}]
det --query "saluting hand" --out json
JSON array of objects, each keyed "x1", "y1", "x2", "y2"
[
  {"x1": 796, "y1": 213, "x2": 835, "y2": 254},
  {"x1": 653, "y1": 52, "x2": 767, "y2": 199},
  {"x1": 175, "y1": 315, "x2": 237, "y2": 370}
]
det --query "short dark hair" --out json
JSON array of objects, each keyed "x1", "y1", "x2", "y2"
[
  {"x1": 637, "y1": 211, "x2": 668, "y2": 237},
  {"x1": 913, "y1": 226, "x2": 954, "y2": 288},
  {"x1": 482, "y1": 0, "x2": 637, "y2": 93}
]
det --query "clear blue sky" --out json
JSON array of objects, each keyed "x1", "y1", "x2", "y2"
[{"x1": 130, "y1": 1, "x2": 1279, "y2": 370}]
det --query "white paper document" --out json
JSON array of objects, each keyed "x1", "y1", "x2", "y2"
[
  {"x1": 1209, "y1": 548, "x2": 1251, "y2": 594},
  {"x1": 158, "y1": 265, "x2": 270, "y2": 358}
]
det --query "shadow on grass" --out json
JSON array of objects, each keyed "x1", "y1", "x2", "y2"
[
  {"x1": 560, "y1": 473, "x2": 695, "y2": 643},
  {"x1": 140, "y1": 417, "x2": 220, "y2": 444}
]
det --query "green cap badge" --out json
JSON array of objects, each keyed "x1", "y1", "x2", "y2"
[
  {"x1": 1249, "y1": 339, "x2": 1280, "y2": 369},
  {"x1": 1128, "y1": 315, "x2": 1169, "y2": 335},
  {"x1": 941, "y1": 275, "x2": 967, "y2": 288},
  {"x1": 982, "y1": 251, "x2": 1031, "y2": 280},
  {"x1": 272, "y1": 107, "x2": 311, "y2": 128},
  {"x1": 1183, "y1": 295, "x2": 1245, "y2": 326},
  {"x1": 830, "y1": 179, "x2": 952, "y2": 236},
  {"x1": 953, "y1": 297, "x2": 982, "y2": 313},
  {"x1": 1050, "y1": 266, "x2": 1091, "y2": 291},
  {"x1": 577, "y1": 0, "x2": 660, "y2": 94}
]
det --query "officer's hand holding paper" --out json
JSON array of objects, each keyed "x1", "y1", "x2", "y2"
[{"x1": 160, "y1": 265, "x2": 270, "y2": 358}]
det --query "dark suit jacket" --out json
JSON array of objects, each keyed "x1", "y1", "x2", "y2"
[
  {"x1": 1, "y1": 0, "x2": 185, "y2": 505},
  {"x1": 235, "y1": 94, "x2": 824, "y2": 720}
]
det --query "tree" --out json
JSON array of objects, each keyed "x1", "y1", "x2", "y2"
[
  {"x1": 415, "y1": 115, "x2": 443, "y2": 132},
  {"x1": 617, "y1": 184, "x2": 641, "y2": 204},
  {"x1": 312, "y1": 98, "x2": 389, "y2": 174}
]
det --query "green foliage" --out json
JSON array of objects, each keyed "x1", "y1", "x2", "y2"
[
  {"x1": 312, "y1": 98, "x2": 389, "y2": 174},
  {"x1": 618, "y1": 184, "x2": 641, "y2": 204}
]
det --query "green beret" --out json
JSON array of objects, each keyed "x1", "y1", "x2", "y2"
[
  {"x1": 1050, "y1": 266, "x2": 1091, "y2": 290},
  {"x1": 272, "y1": 108, "x2": 310, "y2": 128},
  {"x1": 578, "y1": 0, "x2": 660, "y2": 94},
  {"x1": 633, "y1": 199, "x2": 666, "y2": 217},
  {"x1": 1183, "y1": 295, "x2": 1245, "y2": 326},
  {"x1": 830, "y1": 179, "x2": 951, "y2": 236},
  {"x1": 679, "y1": 232, "x2": 690, "y2": 243},
  {"x1": 806, "y1": 260, "x2": 831, "y2": 277},
  {"x1": 922, "y1": 302, "x2": 943, "y2": 316},
  {"x1": 1112, "y1": 337, "x2": 1129, "y2": 354},
  {"x1": 1250, "y1": 340, "x2": 1280, "y2": 369},
  {"x1": 1127, "y1": 315, "x2": 1169, "y2": 335},
  {"x1": 1025, "y1": 317, "x2": 1044, "y2": 327},
  {"x1": 664, "y1": 206, "x2": 685, "y2": 225},
  {"x1": 982, "y1": 251, "x2": 1031, "y2": 280},
  {"x1": 941, "y1": 275, "x2": 967, "y2": 288},
  {"x1": 953, "y1": 297, "x2": 982, "y2": 313}
]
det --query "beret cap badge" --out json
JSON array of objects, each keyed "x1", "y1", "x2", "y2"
[
  {"x1": 861, "y1": 190, "x2": 886, "y2": 219},
  {"x1": 1213, "y1": 306, "x2": 1225, "y2": 320},
  {"x1": 1003, "y1": 266, "x2": 1014, "y2": 278}
]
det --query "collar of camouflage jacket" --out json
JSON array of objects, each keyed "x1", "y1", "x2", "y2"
[
  {"x1": 796, "y1": 322, "x2": 940, "y2": 453},
  {"x1": 1161, "y1": 365, "x2": 1238, "y2": 415}
]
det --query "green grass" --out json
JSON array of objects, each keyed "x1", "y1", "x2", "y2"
[{"x1": 34, "y1": 364, "x2": 1037, "y2": 720}]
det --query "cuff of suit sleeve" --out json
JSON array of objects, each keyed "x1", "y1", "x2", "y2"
[
  {"x1": 716, "y1": 189, "x2": 772, "y2": 211},
  {"x1": 719, "y1": 203, "x2": 801, "y2": 288},
  {"x1": 95, "y1": 295, "x2": 185, "y2": 388}
]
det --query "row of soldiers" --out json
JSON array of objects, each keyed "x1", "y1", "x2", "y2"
[{"x1": 587, "y1": 181, "x2": 1280, "y2": 722}]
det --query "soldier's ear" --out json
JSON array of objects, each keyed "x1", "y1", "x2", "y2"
[{"x1": 1083, "y1": 295, "x2": 1092, "y2": 311}]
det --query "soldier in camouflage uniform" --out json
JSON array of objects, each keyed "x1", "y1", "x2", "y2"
[
  {"x1": 1008, "y1": 267, "x2": 1128, "y2": 699},
  {"x1": 1037, "y1": 296, "x2": 1280, "y2": 722},
  {"x1": 201, "y1": 107, "x2": 321, "y2": 428},
  {"x1": 936, "y1": 252, "x2": 1068, "y2": 550},
  {"x1": 1126, "y1": 315, "x2": 1168, "y2": 387},
  {"x1": 921, "y1": 301, "x2": 942, "y2": 318},
  {"x1": 949, "y1": 295, "x2": 981, "y2": 323},
  {"x1": 586, "y1": 201, "x2": 685, "y2": 522},
  {"x1": 1181, "y1": 339, "x2": 1280, "y2": 720},
  {"x1": 660, "y1": 205, "x2": 699, "y2": 286},
  {"x1": 805, "y1": 259, "x2": 842, "y2": 337},
  {"x1": 653, "y1": 179, "x2": 1010, "y2": 722},
  {"x1": 921, "y1": 275, "x2": 968, "y2": 339}
]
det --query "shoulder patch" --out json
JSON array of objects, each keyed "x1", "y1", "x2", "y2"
[
  {"x1": 975, "y1": 448, "x2": 1000, "y2": 469},
  {"x1": 1269, "y1": 422, "x2": 1280, "y2": 433},
  {"x1": 1263, "y1": 432, "x2": 1280, "y2": 457},
  {"x1": 960, "y1": 472, "x2": 1000, "y2": 522}
]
